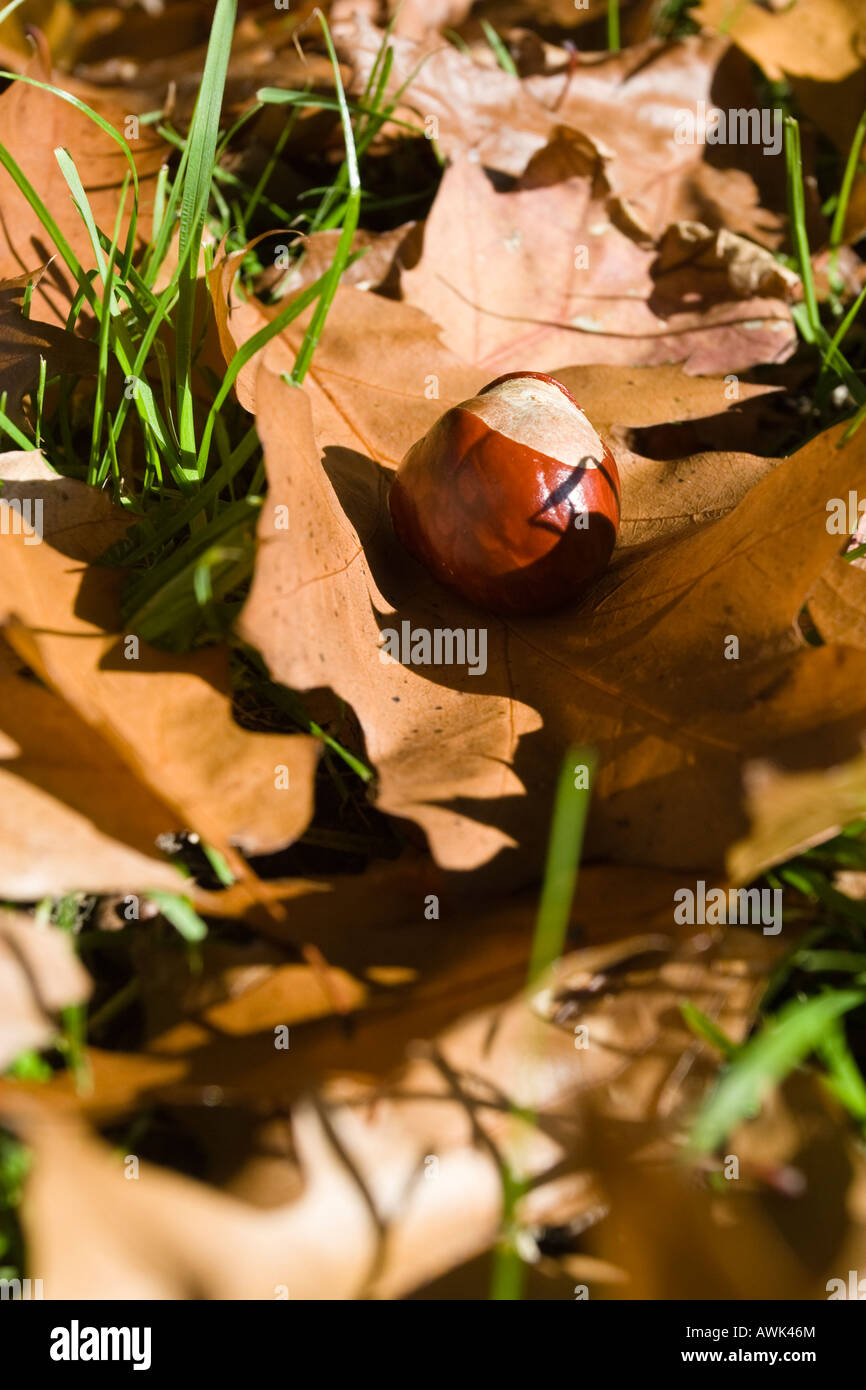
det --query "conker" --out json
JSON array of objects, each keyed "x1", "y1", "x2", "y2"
[{"x1": 389, "y1": 372, "x2": 621, "y2": 615}]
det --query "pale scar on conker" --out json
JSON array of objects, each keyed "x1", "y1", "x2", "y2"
[{"x1": 388, "y1": 371, "x2": 621, "y2": 615}]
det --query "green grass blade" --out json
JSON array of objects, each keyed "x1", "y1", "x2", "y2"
[
  {"x1": 34, "y1": 355, "x2": 46, "y2": 449},
  {"x1": 54, "y1": 148, "x2": 121, "y2": 308},
  {"x1": 88, "y1": 182, "x2": 127, "y2": 483},
  {"x1": 816, "y1": 281, "x2": 866, "y2": 398},
  {"x1": 690, "y1": 990, "x2": 865, "y2": 1154},
  {"x1": 177, "y1": 0, "x2": 237, "y2": 265},
  {"x1": 528, "y1": 749, "x2": 596, "y2": 985},
  {"x1": 480, "y1": 19, "x2": 517, "y2": 75},
  {"x1": 174, "y1": 0, "x2": 238, "y2": 461},
  {"x1": 830, "y1": 109, "x2": 866, "y2": 256},
  {"x1": 147, "y1": 891, "x2": 208, "y2": 943},
  {"x1": 784, "y1": 116, "x2": 820, "y2": 341},
  {"x1": 607, "y1": 0, "x2": 621, "y2": 51},
  {"x1": 290, "y1": 10, "x2": 361, "y2": 386},
  {"x1": 818, "y1": 1019, "x2": 866, "y2": 1123},
  {"x1": 0, "y1": 400, "x2": 36, "y2": 449},
  {"x1": 681, "y1": 1002, "x2": 739, "y2": 1060}
]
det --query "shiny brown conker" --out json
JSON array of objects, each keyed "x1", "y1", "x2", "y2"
[{"x1": 388, "y1": 372, "x2": 621, "y2": 615}]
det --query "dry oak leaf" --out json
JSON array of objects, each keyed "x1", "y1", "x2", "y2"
[
  {"x1": 4, "y1": 924, "x2": 778, "y2": 1299},
  {"x1": 396, "y1": 133, "x2": 796, "y2": 376},
  {"x1": 239, "y1": 344, "x2": 866, "y2": 867},
  {"x1": 274, "y1": 222, "x2": 422, "y2": 301},
  {"x1": 2, "y1": 1096, "x2": 287, "y2": 1300},
  {"x1": 241, "y1": 365, "x2": 866, "y2": 875},
  {"x1": 0, "y1": 56, "x2": 166, "y2": 325},
  {"x1": 581, "y1": 1112, "x2": 812, "y2": 1300},
  {"x1": 0, "y1": 454, "x2": 319, "y2": 877},
  {"x1": 0, "y1": 910, "x2": 90, "y2": 1070}
]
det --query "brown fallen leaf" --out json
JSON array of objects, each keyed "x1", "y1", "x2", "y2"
[
  {"x1": 1, "y1": 1094, "x2": 283, "y2": 1299},
  {"x1": 274, "y1": 222, "x2": 422, "y2": 300},
  {"x1": 525, "y1": 34, "x2": 806, "y2": 247},
  {"x1": 0, "y1": 454, "x2": 320, "y2": 895},
  {"x1": 240, "y1": 370, "x2": 538, "y2": 870},
  {"x1": 239, "y1": 355, "x2": 866, "y2": 875},
  {"x1": 397, "y1": 133, "x2": 795, "y2": 375},
  {"x1": 582, "y1": 1113, "x2": 810, "y2": 1299},
  {"x1": 0, "y1": 909, "x2": 90, "y2": 1069},
  {"x1": 824, "y1": 1137, "x2": 866, "y2": 1300},
  {"x1": 136, "y1": 936, "x2": 370, "y2": 1042}
]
